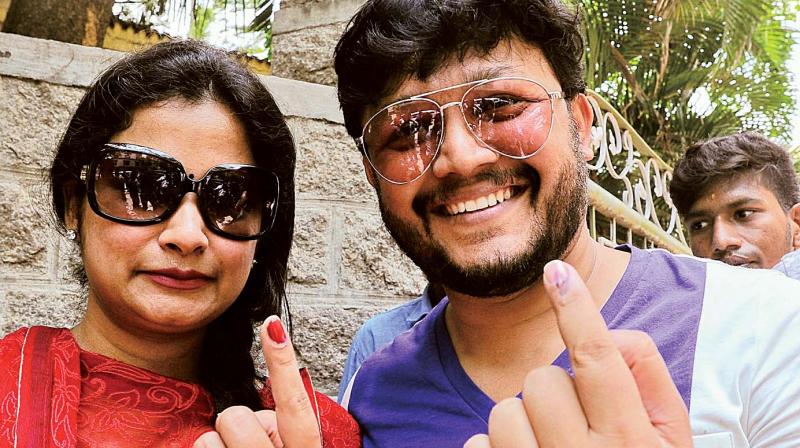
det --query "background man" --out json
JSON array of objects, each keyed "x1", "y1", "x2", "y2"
[
  {"x1": 333, "y1": 0, "x2": 800, "y2": 447},
  {"x1": 670, "y1": 132, "x2": 800, "y2": 270}
]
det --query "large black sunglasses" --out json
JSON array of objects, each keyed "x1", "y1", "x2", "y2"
[{"x1": 79, "y1": 143, "x2": 279, "y2": 240}]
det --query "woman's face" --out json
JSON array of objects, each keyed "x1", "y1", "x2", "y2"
[{"x1": 72, "y1": 99, "x2": 258, "y2": 335}]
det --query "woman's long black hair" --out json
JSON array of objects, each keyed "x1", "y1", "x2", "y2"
[{"x1": 49, "y1": 39, "x2": 295, "y2": 412}]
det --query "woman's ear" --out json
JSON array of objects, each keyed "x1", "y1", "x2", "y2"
[{"x1": 63, "y1": 182, "x2": 82, "y2": 235}]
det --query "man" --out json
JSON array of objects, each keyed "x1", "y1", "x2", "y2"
[
  {"x1": 333, "y1": 0, "x2": 800, "y2": 446},
  {"x1": 337, "y1": 283, "x2": 443, "y2": 402},
  {"x1": 670, "y1": 132, "x2": 800, "y2": 270}
]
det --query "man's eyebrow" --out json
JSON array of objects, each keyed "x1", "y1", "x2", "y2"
[
  {"x1": 683, "y1": 210, "x2": 707, "y2": 221},
  {"x1": 724, "y1": 197, "x2": 764, "y2": 209},
  {"x1": 382, "y1": 66, "x2": 516, "y2": 105},
  {"x1": 685, "y1": 197, "x2": 765, "y2": 220}
]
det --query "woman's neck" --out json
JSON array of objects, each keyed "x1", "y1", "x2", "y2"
[{"x1": 71, "y1": 300, "x2": 205, "y2": 382}]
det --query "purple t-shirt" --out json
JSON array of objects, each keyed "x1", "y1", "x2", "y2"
[{"x1": 346, "y1": 246, "x2": 706, "y2": 447}]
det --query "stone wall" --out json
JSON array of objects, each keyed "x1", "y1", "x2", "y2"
[
  {"x1": 272, "y1": 0, "x2": 364, "y2": 86},
  {"x1": 0, "y1": 32, "x2": 426, "y2": 395}
]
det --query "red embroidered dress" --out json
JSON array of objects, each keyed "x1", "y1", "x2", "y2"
[{"x1": 0, "y1": 327, "x2": 361, "y2": 447}]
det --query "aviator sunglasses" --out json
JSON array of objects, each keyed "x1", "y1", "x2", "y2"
[
  {"x1": 79, "y1": 143, "x2": 279, "y2": 240},
  {"x1": 356, "y1": 77, "x2": 564, "y2": 184}
]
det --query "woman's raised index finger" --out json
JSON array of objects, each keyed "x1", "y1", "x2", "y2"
[
  {"x1": 541, "y1": 260, "x2": 652, "y2": 433},
  {"x1": 260, "y1": 316, "x2": 322, "y2": 447}
]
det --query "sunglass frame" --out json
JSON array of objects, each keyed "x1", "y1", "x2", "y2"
[
  {"x1": 79, "y1": 143, "x2": 279, "y2": 240},
  {"x1": 355, "y1": 76, "x2": 564, "y2": 185}
]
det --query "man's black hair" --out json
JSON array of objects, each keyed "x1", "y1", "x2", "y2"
[
  {"x1": 334, "y1": 0, "x2": 586, "y2": 139},
  {"x1": 671, "y1": 132, "x2": 800, "y2": 215}
]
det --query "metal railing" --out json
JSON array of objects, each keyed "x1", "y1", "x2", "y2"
[{"x1": 585, "y1": 91, "x2": 690, "y2": 254}]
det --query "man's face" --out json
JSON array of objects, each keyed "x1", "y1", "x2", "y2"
[
  {"x1": 361, "y1": 40, "x2": 594, "y2": 297},
  {"x1": 684, "y1": 174, "x2": 799, "y2": 268}
]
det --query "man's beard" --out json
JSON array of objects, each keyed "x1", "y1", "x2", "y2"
[{"x1": 377, "y1": 140, "x2": 588, "y2": 298}]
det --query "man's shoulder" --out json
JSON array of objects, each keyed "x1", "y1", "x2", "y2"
[
  {"x1": 631, "y1": 246, "x2": 798, "y2": 293},
  {"x1": 359, "y1": 297, "x2": 427, "y2": 333},
  {"x1": 352, "y1": 301, "x2": 444, "y2": 387},
  {"x1": 774, "y1": 250, "x2": 800, "y2": 280},
  {"x1": 622, "y1": 247, "x2": 800, "y2": 322}
]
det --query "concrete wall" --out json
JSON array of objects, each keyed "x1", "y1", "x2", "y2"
[{"x1": 0, "y1": 32, "x2": 426, "y2": 395}]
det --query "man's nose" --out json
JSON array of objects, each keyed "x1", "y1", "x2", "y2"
[
  {"x1": 430, "y1": 104, "x2": 499, "y2": 179},
  {"x1": 158, "y1": 194, "x2": 209, "y2": 255},
  {"x1": 711, "y1": 219, "x2": 742, "y2": 256}
]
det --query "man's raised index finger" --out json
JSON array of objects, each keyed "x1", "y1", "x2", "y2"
[
  {"x1": 260, "y1": 315, "x2": 322, "y2": 447},
  {"x1": 541, "y1": 260, "x2": 651, "y2": 431}
]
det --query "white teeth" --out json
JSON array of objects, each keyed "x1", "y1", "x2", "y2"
[
  {"x1": 465, "y1": 200, "x2": 477, "y2": 212},
  {"x1": 444, "y1": 187, "x2": 514, "y2": 216}
]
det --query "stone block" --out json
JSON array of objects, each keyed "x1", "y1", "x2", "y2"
[
  {"x1": 0, "y1": 176, "x2": 53, "y2": 277},
  {"x1": 271, "y1": 23, "x2": 346, "y2": 86},
  {"x1": 285, "y1": 303, "x2": 394, "y2": 396},
  {"x1": 0, "y1": 76, "x2": 84, "y2": 171},
  {"x1": 2, "y1": 288, "x2": 85, "y2": 335},
  {"x1": 273, "y1": 0, "x2": 363, "y2": 34},
  {"x1": 289, "y1": 118, "x2": 376, "y2": 203},
  {"x1": 279, "y1": 0, "x2": 333, "y2": 9},
  {"x1": 339, "y1": 213, "x2": 426, "y2": 297},
  {"x1": 288, "y1": 208, "x2": 331, "y2": 288}
]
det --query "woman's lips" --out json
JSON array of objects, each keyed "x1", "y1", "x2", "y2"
[{"x1": 142, "y1": 269, "x2": 212, "y2": 290}]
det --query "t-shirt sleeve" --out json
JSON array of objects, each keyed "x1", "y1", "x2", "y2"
[{"x1": 745, "y1": 275, "x2": 800, "y2": 446}]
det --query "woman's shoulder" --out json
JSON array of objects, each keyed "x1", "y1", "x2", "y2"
[
  {"x1": 1, "y1": 326, "x2": 72, "y2": 347},
  {"x1": 313, "y1": 391, "x2": 361, "y2": 448},
  {"x1": 0, "y1": 326, "x2": 75, "y2": 365},
  {"x1": 0, "y1": 327, "x2": 29, "y2": 350}
]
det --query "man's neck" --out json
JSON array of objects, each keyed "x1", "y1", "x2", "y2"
[
  {"x1": 71, "y1": 300, "x2": 205, "y2": 382},
  {"x1": 442, "y1": 229, "x2": 630, "y2": 401}
]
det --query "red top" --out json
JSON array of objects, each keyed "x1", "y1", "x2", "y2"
[{"x1": 0, "y1": 327, "x2": 361, "y2": 447}]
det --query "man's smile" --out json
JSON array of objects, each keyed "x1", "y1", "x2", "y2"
[{"x1": 443, "y1": 186, "x2": 513, "y2": 215}]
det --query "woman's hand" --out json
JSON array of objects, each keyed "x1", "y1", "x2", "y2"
[
  {"x1": 464, "y1": 260, "x2": 693, "y2": 448},
  {"x1": 194, "y1": 316, "x2": 322, "y2": 448}
]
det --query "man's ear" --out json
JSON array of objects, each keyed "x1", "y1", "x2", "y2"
[
  {"x1": 790, "y1": 203, "x2": 800, "y2": 250},
  {"x1": 570, "y1": 93, "x2": 595, "y2": 162},
  {"x1": 362, "y1": 156, "x2": 378, "y2": 188}
]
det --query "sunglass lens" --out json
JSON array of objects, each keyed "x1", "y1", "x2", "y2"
[
  {"x1": 362, "y1": 99, "x2": 442, "y2": 183},
  {"x1": 463, "y1": 79, "x2": 553, "y2": 158},
  {"x1": 93, "y1": 150, "x2": 182, "y2": 221},
  {"x1": 202, "y1": 168, "x2": 277, "y2": 238}
]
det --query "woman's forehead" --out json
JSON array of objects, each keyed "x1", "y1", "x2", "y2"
[{"x1": 110, "y1": 100, "x2": 254, "y2": 176}]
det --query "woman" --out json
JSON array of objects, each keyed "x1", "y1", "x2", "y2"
[{"x1": 0, "y1": 40, "x2": 359, "y2": 447}]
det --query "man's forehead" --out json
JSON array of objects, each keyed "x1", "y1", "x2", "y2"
[
  {"x1": 379, "y1": 40, "x2": 558, "y2": 105},
  {"x1": 688, "y1": 174, "x2": 773, "y2": 214}
]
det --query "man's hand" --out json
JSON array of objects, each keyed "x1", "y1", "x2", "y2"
[
  {"x1": 194, "y1": 316, "x2": 322, "y2": 448},
  {"x1": 464, "y1": 260, "x2": 693, "y2": 448}
]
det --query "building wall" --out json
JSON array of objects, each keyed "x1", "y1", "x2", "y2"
[{"x1": 0, "y1": 32, "x2": 425, "y2": 395}]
